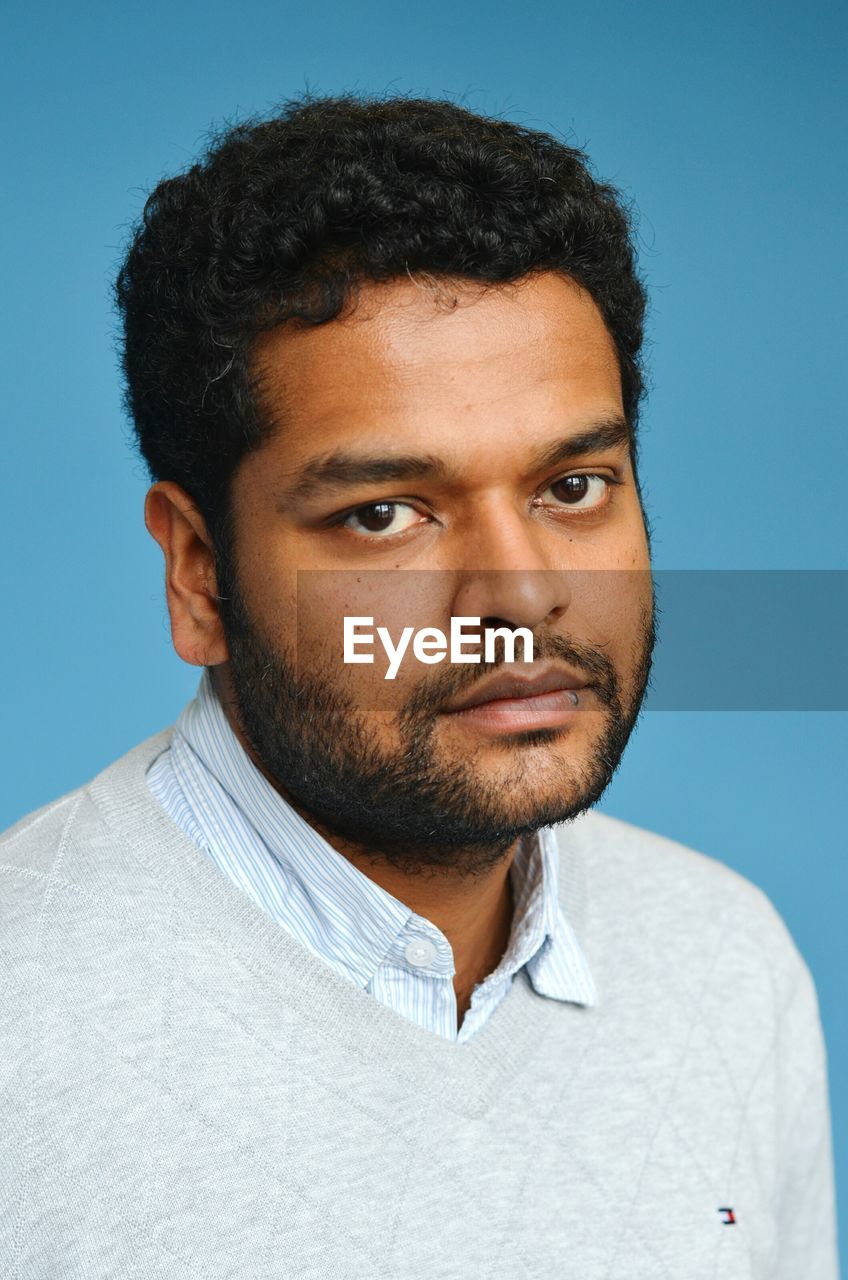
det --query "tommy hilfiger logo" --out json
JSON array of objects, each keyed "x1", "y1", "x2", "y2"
[{"x1": 718, "y1": 1207, "x2": 737, "y2": 1225}]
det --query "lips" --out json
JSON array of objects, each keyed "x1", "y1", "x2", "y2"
[{"x1": 443, "y1": 665, "x2": 590, "y2": 714}]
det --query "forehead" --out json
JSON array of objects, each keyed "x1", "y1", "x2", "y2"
[{"x1": 250, "y1": 271, "x2": 624, "y2": 465}]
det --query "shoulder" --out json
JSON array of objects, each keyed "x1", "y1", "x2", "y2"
[
  {"x1": 0, "y1": 788, "x2": 87, "y2": 876},
  {"x1": 0, "y1": 728, "x2": 173, "y2": 911},
  {"x1": 566, "y1": 806, "x2": 794, "y2": 934},
  {"x1": 0, "y1": 787, "x2": 92, "y2": 980},
  {"x1": 558, "y1": 807, "x2": 814, "y2": 1011}
]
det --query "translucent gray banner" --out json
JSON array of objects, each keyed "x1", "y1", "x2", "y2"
[
  {"x1": 291, "y1": 570, "x2": 847, "y2": 712},
  {"x1": 646, "y1": 570, "x2": 847, "y2": 711}
]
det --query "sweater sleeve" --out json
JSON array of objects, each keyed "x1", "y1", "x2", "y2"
[{"x1": 771, "y1": 953, "x2": 840, "y2": 1279}]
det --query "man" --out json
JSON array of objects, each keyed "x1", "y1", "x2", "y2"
[{"x1": 1, "y1": 95, "x2": 837, "y2": 1277}]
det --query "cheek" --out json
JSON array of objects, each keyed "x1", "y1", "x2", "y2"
[
  {"x1": 566, "y1": 568, "x2": 652, "y2": 655},
  {"x1": 294, "y1": 569, "x2": 452, "y2": 698},
  {"x1": 234, "y1": 530, "x2": 298, "y2": 632},
  {"x1": 612, "y1": 504, "x2": 651, "y2": 572}
]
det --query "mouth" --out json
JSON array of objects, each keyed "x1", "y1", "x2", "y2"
[{"x1": 439, "y1": 665, "x2": 592, "y2": 734}]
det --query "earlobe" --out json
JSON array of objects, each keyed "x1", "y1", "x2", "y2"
[{"x1": 144, "y1": 481, "x2": 230, "y2": 667}]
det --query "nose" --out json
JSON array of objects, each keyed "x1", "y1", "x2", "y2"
[{"x1": 449, "y1": 507, "x2": 571, "y2": 632}]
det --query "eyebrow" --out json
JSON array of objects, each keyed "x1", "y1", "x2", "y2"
[
  {"x1": 279, "y1": 416, "x2": 632, "y2": 504},
  {"x1": 530, "y1": 417, "x2": 632, "y2": 472},
  {"x1": 282, "y1": 452, "x2": 451, "y2": 503}
]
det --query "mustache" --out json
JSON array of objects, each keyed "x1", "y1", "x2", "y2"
[{"x1": 398, "y1": 629, "x2": 620, "y2": 724}]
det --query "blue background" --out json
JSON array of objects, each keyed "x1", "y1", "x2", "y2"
[{"x1": 3, "y1": 0, "x2": 845, "y2": 1258}]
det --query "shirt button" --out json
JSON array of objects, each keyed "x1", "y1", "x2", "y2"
[{"x1": 404, "y1": 938, "x2": 437, "y2": 968}]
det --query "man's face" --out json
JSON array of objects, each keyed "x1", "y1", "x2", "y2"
[{"x1": 215, "y1": 271, "x2": 654, "y2": 872}]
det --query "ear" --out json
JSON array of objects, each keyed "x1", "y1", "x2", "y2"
[{"x1": 144, "y1": 481, "x2": 230, "y2": 667}]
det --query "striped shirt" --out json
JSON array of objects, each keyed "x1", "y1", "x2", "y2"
[{"x1": 146, "y1": 668, "x2": 597, "y2": 1042}]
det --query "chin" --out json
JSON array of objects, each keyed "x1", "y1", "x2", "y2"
[
  {"x1": 468, "y1": 760, "x2": 597, "y2": 816},
  {"x1": 444, "y1": 724, "x2": 598, "y2": 774}
]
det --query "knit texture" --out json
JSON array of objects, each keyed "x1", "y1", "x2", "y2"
[{"x1": 0, "y1": 728, "x2": 839, "y2": 1279}]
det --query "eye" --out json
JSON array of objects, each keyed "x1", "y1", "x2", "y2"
[
  {"x1": 541, "y1": 473, "x2": 611, "y2": 511},
  {"x1": 339, "y1": 501, "x2": 425, "y2": 537}
]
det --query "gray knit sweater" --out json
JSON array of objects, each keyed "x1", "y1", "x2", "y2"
[{"x1": 0, "y1": 728, "x2": 839, "y2": 1279}]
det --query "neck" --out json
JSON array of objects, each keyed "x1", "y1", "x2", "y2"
[
  {"x1": 332, "y1": 836, "x2": 517, "y2": 1025},
  {"x1": 211, "y1": 665, "x2": 518, "y2": 1025}
]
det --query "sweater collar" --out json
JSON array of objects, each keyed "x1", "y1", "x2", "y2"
[{"x1": 88, "y1": 725, "x2": 600, "y2": 1119}]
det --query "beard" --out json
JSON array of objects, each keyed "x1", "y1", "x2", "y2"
[{"x1": 214, "y1": 561, "x2": 656, "y2": 877}]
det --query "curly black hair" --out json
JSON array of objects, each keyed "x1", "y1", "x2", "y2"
[{"x1": 116, "y1": 93, "x2": 647, "y2": 551}]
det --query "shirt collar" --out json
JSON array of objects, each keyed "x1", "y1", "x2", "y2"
[{"x1": 173, "y1": 669, "x2": 596, "y2": 1007}]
